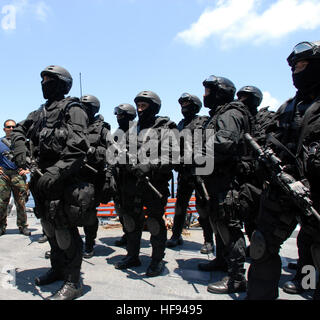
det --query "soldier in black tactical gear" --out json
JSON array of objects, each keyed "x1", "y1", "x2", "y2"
[
  {"x1": 166, "y1": 93, "x2": 214, "y2": 254},
  {"x1": 11, "y1": 65, "x2": 90, "y2": 300},
  {"x1": 80, "y1": 94, "x2": 112, "y2": 259},
  {"x1": 246, "y1": 41, "x2": 320, "y2": 300},
  {"x1": 197, "y1": 75, "x2": 250, "y2": 294},
  {"x1": 113, "y1": 103, "x2": 137, "y2": 247},
  {"x1": 114, "y1": 91, "x2": 176, "y2": 277},
  {"x1": 236, "y1": 86, "x2": 265, "y2": 243}
]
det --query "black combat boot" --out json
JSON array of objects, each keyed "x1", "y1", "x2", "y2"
[
  {"x1": 83, "y1": 241, "x2": 95, "y2": 259},
  {"x1": 200, "y1": 242, "x2": 214, "y2": 254},
  {"x1": 47, "y1": 281, "x2": 83, "y2": 300},
  {"x1": 198, "y1": 258, "x2": 228, "y2": 272},
  {"x1": 207, "y1": 275, "x2": 247, "y2": 294},
  {"x1": 38, "y1": 234, "x2": 48, "y2": 243},
  {"x1": 45, "y1": 250, "x2": 51, "y2": 259},
  {"x1": 114, "y1": 255, "x2": 141, "y2": 269},
  {"x1": 166, "y1": 235, "x2": 183, "y2": 248},
  {"x1": 19, "y1": 226, "x2": 31, "y2": 236},
  {"x1": 0, "y1": 226, "x2": 6, "y2": 236},
  {"x1": 146, "y1": 259, "x2": 165, "y2": 277},
  {"x1": 283, "y1": 277, "x2": 305, "y2": 294},
  {"x1": 35, "y1": 269, "x2": 64, "y2": 286}
]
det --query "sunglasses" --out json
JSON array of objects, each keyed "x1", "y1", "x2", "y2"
[{"x1": 5, "y1": 126, "x2": 16, "y2": 129}]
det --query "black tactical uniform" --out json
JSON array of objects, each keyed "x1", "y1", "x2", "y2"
[
  {"x1": 80, "y1": 95, "x2": 112, "y2": 259},
  {"x1": 12, "y1": 65, "x2": 90, "y2": 300},
  {"x1": 198, "y1": 76, "x2": 251, "y2": 294},
  {"x1": 166, "y1": 93, "x2": 214, "y2": 253},
  {"x1": 114, "y1": 91, "x2": 176, "y2": 277},
  {"x1": 112, "y1": 104, "x2": 137, "y2": 247},
  {"x1": 246, "y1": 41, "x2": 320, "y2": 300},
  {"x1": 236, "y1": 86, "x2": 271, "y2": 242}
]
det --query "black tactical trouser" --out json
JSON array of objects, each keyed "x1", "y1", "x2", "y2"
[
  {"x1": 293, "y1": 229, "x2": 315, "y2": 280},
  {"x1": 47, "y1": 225, "x2": 83, "y2": 283},
  {"x1": 121, "y1": 176, "x2": 170, "y2": 261},
  {"x1": 204, "y1": 175, "x2": 246, "y2": 280},
  {"x1": 246, "y1": 185, "x2": 298, "y2": 300},
  {"x1": 114, "y1": 200, "x2": 128, "y2": 240},
  {"x1": 238, "y1": 182, "x2": 262, "y2": 241},
  {"x1": 30, "y1": 177, "x2": 93, "y2": 284},
  {"x1": 173, "y1": 176, "x2": 213, "y2": 243},
  {"x1": 83, "y1": 217, "x2": 99, "y2": 247}
]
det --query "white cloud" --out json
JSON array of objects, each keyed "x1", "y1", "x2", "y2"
[
  {"x1": 34, "y1": 1, "x2": 50, "y2": 22},
  {"x1": 260, "y1": 91, "x2": 280, "y2": 111},
  {"x1": 176, "y1": 0, "x2": 320, "y2": 47}
]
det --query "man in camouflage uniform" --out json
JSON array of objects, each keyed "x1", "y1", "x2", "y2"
[{"x1": 0, "y1": 119, "x2": 30, "y2": 236}]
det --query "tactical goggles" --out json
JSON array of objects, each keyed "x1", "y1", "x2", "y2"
[
  {"x1": 114, "y1": 107, "x2": 128, "y2": 116},
  {"x1": 203, "y1": 75, "x2": 219, "y2": 88},
  {"x1": 287, "y1": 41, "x2": 320, "y2": 66},
  {"x1": 178, "y1": 93, "x2": 192, "y2": 104}
]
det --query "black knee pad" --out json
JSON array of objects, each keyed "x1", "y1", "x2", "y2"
[
  {"x1": 123, "y1": 215, "x2": 136, "y2": 233},
  {"x1": 41, "y1": 219, "x2": 55, "y2": 238},
  {"x1": 147, "y1": 218, "x2": 160, "y2": 236},
  {"x1": 55, "y1": 228, "x2": 71, "y2": 250},
  {"x1": 250, "y1": 230, "x2": 267, "y2": 261}
]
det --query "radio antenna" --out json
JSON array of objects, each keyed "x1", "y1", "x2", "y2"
[{"x1": 79, "y1": 72, "x2": 83, "y2": 98}]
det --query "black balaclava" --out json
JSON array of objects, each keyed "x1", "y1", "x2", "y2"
[
  {"x1": 138, "y1": 104, "x2": 157, "y2": 129},
  {"x1": 181, "y1": 104, "x2": 197, "y2": 119},
  {"x1": 42, "y1": 78, "x2": 65, "y2": 101},
  {"x1": 293, "y1": 60, "x2": 320, "y2": 96},
  {"x1": 117, "y1": 115, "x2": 131, "y2": 132},
  {"x1": 239, "y1": 95, "x2": 259, "y2": 116},
  {"x1": 86, "y1": 108, "x2": 97, "y2": 124},
  {"x1": 203, "y1": 89, "x2": 230, "y2": 112}
]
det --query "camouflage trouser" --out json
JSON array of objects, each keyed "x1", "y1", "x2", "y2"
[{"x1": 0, "y1": 170, "x2": 29, "y2": 229}]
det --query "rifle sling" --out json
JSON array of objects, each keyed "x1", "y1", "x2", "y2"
[{"x1": 267, "y1": 134, "x2": 304, "y2": 178}]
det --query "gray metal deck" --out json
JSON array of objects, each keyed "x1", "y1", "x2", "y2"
[{"x1": 0, "y1": 211, "x2": 312, "y2": 301}]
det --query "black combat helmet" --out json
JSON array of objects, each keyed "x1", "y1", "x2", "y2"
[
  {"x1": 178, "y1": 93, "x2": 202, "y2": 114},
  {"x1": 203, "y1": 75, "x2": 236, "y2": 108},
  {"x1": 287, "y1": 41, "x2": 320, "y2": 67},
  {"x1": 287, "y1": 41, "x2": 320, "y2": 93},
  {"x1": 40, "y1": 65, "x2": 73, "y2": 95},
  {"x1": 237, "y1": 86, "x2": 263, "y2": 108},
  {"x1": 114, "y1": 103, "x2": 137, "y2": 120},
  {"x1": 134, "y1": 91, "x2": 161, "y2": 115},
  {"x1": 81, "y1": 95, "x2": 101, "y2": 115}
]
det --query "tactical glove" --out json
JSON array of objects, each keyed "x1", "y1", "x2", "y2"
[
  {"x1": 131, "y1": 163, "x2": 151, "y2": 178},
  {"x1": 37, "y1": 166, "x2": 61, "y2": 194}
]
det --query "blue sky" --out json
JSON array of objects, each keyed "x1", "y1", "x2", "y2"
[{"x1": 1, "y1": 0, "x2": 320, "y2": 132}]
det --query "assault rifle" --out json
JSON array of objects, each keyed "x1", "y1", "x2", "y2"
[
  {"x1": 193, "y1": 174, "x2": 210, "y2": 202},
  {"x1": 244, "y1": 133, "x2": 320, "y2": 223},
  {"x1": 127, "y1": 155, "x2": 163, "y2": 200}
]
